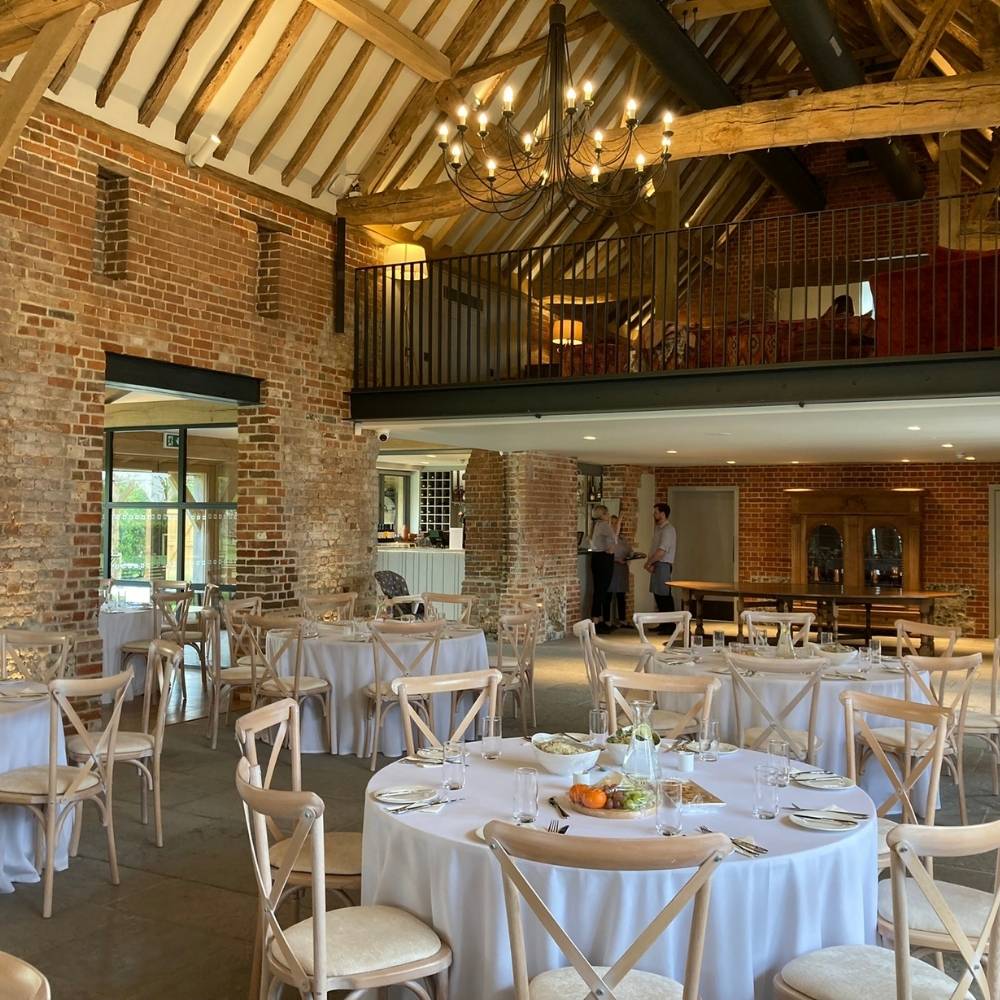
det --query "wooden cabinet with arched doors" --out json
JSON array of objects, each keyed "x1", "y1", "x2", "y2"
[{"x1": 790, "y1": 489, "x2": 923, "y2": 589}]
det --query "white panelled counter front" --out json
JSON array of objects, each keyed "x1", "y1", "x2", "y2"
[{"x1": 376, "y1": 547, "x2": 465, "y2": 596}]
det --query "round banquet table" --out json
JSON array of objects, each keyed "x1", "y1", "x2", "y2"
[
  {"x1": 99, "y1": 606, "x2": 154, "y2": 701},
  {"x1": 268, "y1": 626, "x2": 489, "y2": 756},
  {"x1": 362, "y1": 738, "x2": 878, "y2": 1000},
  {"x1": 0, "y1": 694, "x2": 72, "y2": 894},
  {"x1": 651, "y1": 650, "x2": 929, "y2": 808}
]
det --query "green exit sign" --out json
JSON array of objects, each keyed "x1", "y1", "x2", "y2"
[{"x1": 163, "y1": 432, "x2": 181, "y2": 449}]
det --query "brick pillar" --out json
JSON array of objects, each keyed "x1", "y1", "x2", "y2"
[{"x1": 464, "y1": 449, "x2": 580, "y2": 639}]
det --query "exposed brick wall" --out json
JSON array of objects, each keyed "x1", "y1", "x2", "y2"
[
  {"x1": 0, "y1": 107, "x2": 381, "y2": 715},
  {"x1": 464, "y1": 449, "x2": 580, "y2": 638},
  {"x1": 602, "y1": 464, "x2": 654, "y2": 619},
  {"x1": 654, "y1": 462, "x2": 999, "y2": 636}
]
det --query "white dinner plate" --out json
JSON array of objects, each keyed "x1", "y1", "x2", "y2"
[
  {"x1": 788, "y1": 811, "x2": 859, "y2": 833},
  {"x1": 372, "y1": 785, "x2": 439, "y2": 805},
  {"x1": 791, "y1": 771, "x2": 855, "y2": 790},
  {"x1": 338, "y1": 635, "x2": 370, "y2": 643},
  {"x1": 0, "y1": 680, "x2": 48, "y2": 699},
  {"x1": 415, "y1": 748, "x2": 445, "y2": 762}
]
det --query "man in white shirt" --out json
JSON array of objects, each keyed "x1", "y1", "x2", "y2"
[{"x1": 644, "y1": 502, "x2": 677, "y2": 624}]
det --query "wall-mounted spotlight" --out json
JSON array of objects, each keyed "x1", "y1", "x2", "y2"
[{"x1": 186, "y1": 134, "x2": 220, "y2": 168}]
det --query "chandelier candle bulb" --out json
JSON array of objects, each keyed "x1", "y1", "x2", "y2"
[
  {"x1": 436, "y1": 123, "x2": 448, "y2": 146},
  {"x1": 523, "y1": 133, "x2": 533, "y2": 151},
  {"x1": 566, "y1": 87, "x2": 577, "y2": 111},
  {"x1": 457, "y1": 105, "x2": 468, "y2": 128},
  {"x1": 502, "y1": 86, "x2": 514, "y2": 114},
  {"x1": 590, "y1": 164, "x2": 600, "y2": 185},
  {"x1": 477, "y1": 112, "x2": 488, "y2": 137},
  {"x1": 583, "y1": 80, "x2": 593, "y2": 104},
  {"x1": 636, "y1": 154, "x2": 645, "y2": 173},
  {"x1": 450, "y1": 144, "x2": 461, "y2": 168},
  {"x1": 593, "y1": 130, "x2": 603, "y2": 156},
  {"x1": 487, "y1": 160, "x2": 496, "y2": 181}
]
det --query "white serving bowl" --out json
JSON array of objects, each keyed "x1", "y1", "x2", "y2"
[
  {"x1": 809, "y1": 642, "x2": 857, "y2": 665},
  {"x1": 602, "y1": 741, "x2": 630, "y2": 767},
  {"x1": 530, "y1": 733, "x2": 600, "y2": 776}
]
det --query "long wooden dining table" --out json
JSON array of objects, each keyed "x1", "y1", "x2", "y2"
[{"x1": 670, "y1": 579, "x2": 958, "y2": 647}]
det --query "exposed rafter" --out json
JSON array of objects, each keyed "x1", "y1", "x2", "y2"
[
  {"x1": 0, "y1": 0, "x2": 133, "y2": 62},
  {"x1": 47, "y1": 15, "x2": 94, "y2": 94},
  {"x1": 95, "y1": 0, "x2": 163, "y2": 108},
  {"x1": 893, "y1": 0, "x2": 965, "y2": 78}
]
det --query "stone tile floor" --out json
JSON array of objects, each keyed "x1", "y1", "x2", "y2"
[{"x1": 1, "y1": 629, "x2": 996, "y2": 998}]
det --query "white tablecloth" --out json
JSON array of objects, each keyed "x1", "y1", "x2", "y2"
[
  {"x1": 268, "y1": 628, "x2": 489, "y2": 755},
  {"x1": 99, "y1": 607, "x2": 154, "y2": 700},
  {"x1": 0, "y1": 697, "x2": 72, "y2": 894},
  {"x1": 362, "y1": 739, "x2": 877, "y2": 1000},
  {"x1": 651, "y1": 651, "x2": 929, "y2": 809}
]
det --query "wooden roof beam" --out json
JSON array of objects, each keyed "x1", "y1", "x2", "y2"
[
  {"x1": 95, "y1": 0, "x2": 163, "y2": 108},
  {"x1": 306, "y1": 0, "x2": 450, "y2": 82},
  {"x1": 175, "y1": 0, "x2": 277, "y2": 143},
  {"x1": 894, "y1": 0, "x2": 965, "y2": 79},
  {"x1": 47, "y1": 15, "x2": 93, "y2": 94},
  {"x1": 0, "y1": 3, "x2": 97, "y2": 170},
  {"x1": 0, "y1": 0, "x2": 133, "y2": 61},
  {"x1": 339, "y1": 68, "x2": 1000, "y2": 225},
  {"x1": 138, "y1": 0, "x2": 225, "y2": 127}
]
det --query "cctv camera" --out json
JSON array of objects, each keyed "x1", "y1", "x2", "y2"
[{"x1": 377, "y1": 430, "x2": 391, "y2": 442}]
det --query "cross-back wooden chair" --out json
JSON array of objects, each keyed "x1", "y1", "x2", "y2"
[
  {"x1": 236, "y1": 756, "x2": 452, "y2": 1000},
  {"x1": 422, "y1": 592, "x2": 477, "y2": 624},
  {"x1": 220, "y1": 594, "x2": 263, "y2": 675},
  {"x1": 245, "y1": 615, "x2": 332, "y2": 750},
  {"x1": 601, "y1": 667, "x2": 720, "y2": 741},
  {"x1": 725, "y1": 650, "x2": 828, "y2": 762},
  {"x1": 171, "y1": 581, "x2": 218, "y2": 688},
  {"x1": 0, "y1": 669, "x2": 132, "y2": 917},
  {"x1": 742, "y1": 611, "x2": 814, "y2": 647},
  {"x1": 496, "y1": 611, "x2": 539, "y2": 734},
  {"x1": 365, "y1": 620, "x2": 445, "y2": 771},
  {"x1": 0, "y1": 951, "x2": 50, "y2": 999},
  {"x1": 203, "y1": 607, "x2": 253, "y2": 750},
  {"x1": 485, "y1": 820, "x2": 732, "y2": 1000},
  {"x1": 392, "y1": 668, "x2": 502, "y2": 757},
  {"x1": 67, "y1": 640, "x2": 182, "y2": 848},
  {"x1": 896, "y1": 619, "x2": 958, "y2": 658},
  {"x1": 120, "y1": 588, "x2": 192, "y2": 701},
  {"x1": 633, "y1": 611, "x2": 691, "y2": 648},
  {"x1": 866, "y1": 652, "x2": 981, "y2": 824},
  {"x1": 377, "y1": 594, "x2": 427, "y2": 619},
  {"x1": 774, "y1": 819, "x2": 1000, "y2": 1000},
  {"x1": 0, "y1": 630, "x2": 70, "y2": 682},
  {"x1": 302, "y1": 591, "x2": 358, "y2": 623},
  {"x1": 572, "y1": 619, "x2": 604, "y2": 711},
  {"x1": 842, "y1": 689, "x2": 949, "y2": 870},
  {"x1": 965, "y1": 636, "x2": 1000, "y2": 793}
]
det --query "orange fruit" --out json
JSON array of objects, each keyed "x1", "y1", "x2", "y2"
[
  {"x1": 582, "y1": 787, "x2": 608, "y2": 810},
  {"x1": 569, "y1": 783, "x2": 589, "y2": 804}
]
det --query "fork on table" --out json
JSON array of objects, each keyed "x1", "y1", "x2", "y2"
[{"x1": 698, "y1": 825, "x2": 767, "y2": 857}]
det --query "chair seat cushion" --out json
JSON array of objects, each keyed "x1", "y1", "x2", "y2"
[
  {"x1": 270, "y1": 831, "x2": 362, "y2": 877},
  {"x1": 964, "y1": 710, "x2": 1000, "y2": 733},
  {"x1": 530, "y1": 967, "x2": 682, "y2": 1000},
  {"x1": 868, "y1": 727, "x2": 950, "y2": 754},
  {"x1": 120, "y1": 640, "x2": 153, "y2": 654},
  {"x1": 744, "y1": 727, "x2": 821, "y2": 755},
  {"x1": 778, "y1": 945, "x2": 972, "y2": 999},
  {"x1": 219, "y1": 666, "x2": 254, "y2": 684},
  {"x1": 0, "y1": 765, "x2": 100, "y2": 798},
  {"x1": 260, "y1": 675, "x2": 329, "y2": 696},
  {"x1": 878, "y1": 877, "x2": 994, "y2": 939},
  {"x1": 67, "y1": 731, "x2": 154, "y2": 758},
  {"x1": 0, "y1": 952, "x2": 48, "y2": 999},
  {"x1": 270, "y1": 904, "x2": 442, "y2": 978}
]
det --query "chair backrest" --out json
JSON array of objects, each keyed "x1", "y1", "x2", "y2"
[
  {"x1": 235, "y1": 756, "x2": 327, "y2": 995},
  {"x1": 201, "y1": 583, "x2": 220, "y2": 611},
  {"x1": 485, "y1": 820, "x2": 732, "y2": 1000},
  {"x1": 572, "y1": 619, "x2": 603, "y2": 709},
  {"x1": 220, "y1": 596, "x2": 263, "y2": 669},
  {"x1": 152, "y1": 580, "x2": 191, "y2": 596},
  {"x1": 0, "y1": 630, "x2": 71, "y2": 682},
  {"x1": 602, "y1": 668, "x2": 720, "y2": 740},
  {"x1": 841, "y1": 689, "x2": 949, "y2": 825},
  {"x1": 369, "y1": 620, "x2": 445, "y2": 692},
  {"x1": 392, "y1": 669, "x2": 502, "y2": 756},
  {"x1": 139, "y1": 640, "x2": 183, "y2": 753},
  {"x1": 633, "y1": 611, "x2": 691, "y2": 648},
  {"x1": 742, "y1": 611, "x2": 814, "y2": 647},
  {"x1": 724, "y1": 650, "x2": 828, "y2": 760},
  {"x1": 48, "y1": 670, "x2": 133, "y2": 807},
  {"x1": 900, "y1": 652, "x2": 982, "y2": 747},
  {"x1": 896, "y1": 619, "x2": 959, "y2": 658},
  {"x1": 245, "y1": 615, "x2": 307, "y2": 699},
  {"x1": 422, "y1": 592, "x2": 476, "y2": 624},
  {"x1": 495, "y1": 612, "x2": 538, "y2": 686},
  {"x1": 887, "y1": 820, "x2": 1000, "y2": 999},
  {"x1": 375, "y1": 593, "x2": 425, "y2": 619},
  {"x1": 301, "y1": 591, "x2": 358, "y2": 622},
  {"x1": 153, "y1": 589, "x2": 193, "y2": 646}
]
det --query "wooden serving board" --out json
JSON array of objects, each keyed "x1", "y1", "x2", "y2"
[{"x1": 563, "y1": 796, "x2": 654, "y2": 820}]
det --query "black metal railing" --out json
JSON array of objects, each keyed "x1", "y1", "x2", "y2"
[{"x1": 354, "y1": 189, "x2": 1000, "y2": 391}]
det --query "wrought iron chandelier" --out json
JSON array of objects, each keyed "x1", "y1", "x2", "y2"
[{"x1": 438, "y1": 1, "x2": 674, "y2": 221}]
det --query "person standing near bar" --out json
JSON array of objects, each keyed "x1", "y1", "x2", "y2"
[
  {"x1": 589, "y1": 504, "x2": 616, "y2": 634},
  {"x1": 609, "y1": 515, "x2": 638, "y2": 628},
  {"x1": 644, "y1": 502, "x2": 677, "y2": 629}
]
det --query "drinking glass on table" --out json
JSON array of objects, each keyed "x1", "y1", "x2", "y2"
[
  {"x1": 691, "y1": 634, "x2": 704, "y2": 659},
  {"x1": 656, "y1": 778, "x2": 684, "y2": 836},
  {"x1": 753, "y1": 764, "x2": 780, "y2": 820},
  {"x1": 857, "y1": 645, "x2": 872, "y2": 677},
  {"x1": 870, "y1": 638, "x2": 882, "y2": 667},
  {"x1": 712, "y1": 629, "x2": 726, "y2": 654},
  {"x1": 698, "y1": 720, "x2": 719, "y2": 763},
  {"x1": 440, "y1": 741, "x2": 465, "y2": 801},
  {"x1": 513, "y1": 767, "x2": 538, "y2": 825},
  {"x1": 479, "y1": 716, "x2": 502, "y2": 760},
  {"x1": 768, "y1": 738, "x2": 791, "y2": 787},
  {"x1": 588, "y1": 708, "x2": 609, "y2": 746},
  {"x1": 819, "y1": 631, "x2": 834, "y2": 647}
]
